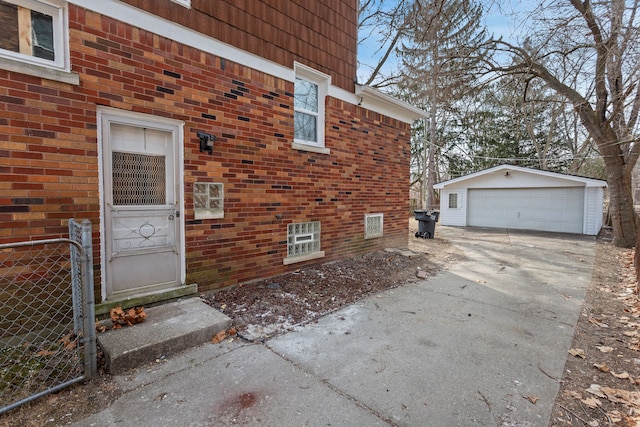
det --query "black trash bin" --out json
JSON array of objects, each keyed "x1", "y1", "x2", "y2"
[{"x1": 414, "y1": 210, "x2": 439, "y2": 239}]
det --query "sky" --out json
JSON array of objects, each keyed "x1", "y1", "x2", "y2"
[{"x1": 356, "y1": 0, "x2": 536, "y2": 85}]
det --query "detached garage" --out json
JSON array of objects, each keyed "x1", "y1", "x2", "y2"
[{"x1": 433, "y1": 164, "x2": 607, "y2": 235}]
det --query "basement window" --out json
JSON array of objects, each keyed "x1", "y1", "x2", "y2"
[
  {"x1": 284, "y1": 221, "x2": 325, "y2": 265},
  {"x1": 194, "y1": 182, "x2": 224, "y2": 219},
  {"x1": 364, "y1": 213, "x2": 383, "y2": 239}
]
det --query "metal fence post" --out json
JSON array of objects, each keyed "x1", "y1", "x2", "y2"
[
  {"x1": 68, "y1": 221, "x2": 83, "y2": 334},
  {"x1": 81, "y1": 219, "x2": 97, "y2": 378}
]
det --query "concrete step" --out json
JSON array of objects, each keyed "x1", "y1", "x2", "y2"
[{"x1": 97, "y1": 298, "x2": 231, "y2": 375}]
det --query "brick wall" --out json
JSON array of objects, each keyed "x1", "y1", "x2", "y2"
[{"x1": 0, "y1": 5, "x2": 410, "y2": 297}]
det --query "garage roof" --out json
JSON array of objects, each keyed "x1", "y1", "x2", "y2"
[{"x1": 433, "y1": 164, "x2": 607, "y2": 189}]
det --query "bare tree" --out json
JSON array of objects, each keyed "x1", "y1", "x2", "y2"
[
  {"x1": 481, "y1": 0, "x2": 640, "y2": 247},
  {"x1": 358, "y1": 0, "x2": 413, "y2": 88},
  {"x1": 399, "y1": 0, "x2": 486, "y2": 209}
]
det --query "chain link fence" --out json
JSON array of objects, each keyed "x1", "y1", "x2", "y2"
[{"x1": 0, "y1": 219, "x2": 96, "y2": 414}]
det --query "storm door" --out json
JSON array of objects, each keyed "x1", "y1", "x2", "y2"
[{"x1": 100, "y1": 110, "x2": 183, "y2": 300}]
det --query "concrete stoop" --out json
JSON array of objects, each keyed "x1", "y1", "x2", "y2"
[{"x1": 97, "y1": 298, "x2": 231, "y2": 375}]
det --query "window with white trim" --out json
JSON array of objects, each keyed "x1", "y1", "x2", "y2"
[
  {"x1": 194, "y1": 182, "x2": 224, "y2": 219},
  {"x1": 448, "y1": 193, "x2": 458, "y2": 209},
  {"x1": 294, "y1": 78, "x2": 318, "y2": 142},
  {"x1": 0, "y1": 0, "x2": 69, "y2": 71},
  {"x1": 285, "y1": 221, "x2": 324, "y2": 263},
  {"x1": 365, "y1": 213, "x2": 383, "y2": 239},
  {"x1": 293, "y1": 63, "x2": 329, "y2": 153}
]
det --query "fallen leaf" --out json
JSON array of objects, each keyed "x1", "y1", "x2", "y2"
[
  {"x1": 593, "y1": 362, "x2": 610, "y2": 372},
  {"x1": 606, "y1": 410, "x2": 623, "y2": 423},
  {"x1": 564, "y1": 390, "x2": 582, "y2": 400},
  {"x1": 59, "y1": 333, "x2": 77, "y2": 350},
  {"x1": 596, "y1": 345, "x2": 614, "y2": 353},
  {"x1": 611, "y1": 371, "x2": 631, "y2": 380},
  {"x1": 109, "y1": 306, "x2": 146, "y2": 328},
  {"x1": 586, "y1": 384, "x2": 606, "y2": 398},
  {"x1": 211, "y1": 330, "x2": 227, "y2": 344},
  {"x1": 580, "y1": 396, "x2": 601, "y2": 409},
  {"x1": 569, "y1": 348, "x2": 586, "y2": 359},
  {"x1": 629, "y1": 343, "x2": 640, "y2": 351},
  {"x1": 110, "y1": 306, "x2": 124, "y2": 323},
  {"x1": 601, "y1": 386, "x2": 640, "y2": 407},
  {"x1": 588, "y1": 317, "x2": 609, "y2": 328},
  {"x1": 37, "y1": 349, "x2": 54, "y2": 357},
  {"x1": 134, "y1": 306, "x2": 147, "y2": 323},
  {"x1": 524, "y1": 395, "x2": 538, "y2": 404},
  {"x1": 622, "y1": 415, "x2": 640, "y2": 425}
]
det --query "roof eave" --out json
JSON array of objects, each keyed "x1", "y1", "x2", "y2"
[
  {"x1": 355, "y1": 85, "x2": 426, "y2": 124},
  {"x1": 434, "y1": 164, "x2": 608, "y2": 188}
]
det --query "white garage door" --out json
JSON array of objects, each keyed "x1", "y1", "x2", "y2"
[{"x1": 467, "y1": 188, "x2": 584, "y2": 234}]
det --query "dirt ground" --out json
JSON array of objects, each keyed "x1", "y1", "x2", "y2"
[
  {"x1": 550, "y1": 232, "x2": 640, "y2": 426},
  {"x1": 200, "y1": 224, "x2": 466, "y2": 341},
  {"x1": 2, "y1": 222, "x2": 638, "y2": 426}
]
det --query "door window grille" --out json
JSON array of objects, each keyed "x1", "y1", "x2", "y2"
[{"x1": 112, "y1": 152, "x2": 166, "y2": 205}]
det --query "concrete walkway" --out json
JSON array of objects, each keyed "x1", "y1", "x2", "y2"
[{"x1": 75, "y1": 227, "x2": 595, "y2": 426}]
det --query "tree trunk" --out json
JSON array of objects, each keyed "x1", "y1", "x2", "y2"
[
  {"x1": 421, "y1": 134, "x2": 428, "y2": 209},
  {"x1": 425, "y1": 104, "x2": 437, "y2": 209},
  {"x1": 425, "y1": 40, "x2": 439, "y2": 211},
  {"x1": 600, "y1": 138, "x2": 636, "y2": 247}
]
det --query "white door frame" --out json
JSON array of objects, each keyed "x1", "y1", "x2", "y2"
[{"x1": 97, "y1": 106, "x2": 185, "y2": 301}]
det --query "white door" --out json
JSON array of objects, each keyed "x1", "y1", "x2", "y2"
[
  {"x1": 467, "y1": 188, "x2": 584, "y2": 234},
  {"x1": 100, "y1": 110, "x2": 183, "y2": 300}
]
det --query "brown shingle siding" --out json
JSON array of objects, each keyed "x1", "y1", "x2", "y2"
[{"x1": 120, "y1": 0, "x2": 357, "y2": 92}]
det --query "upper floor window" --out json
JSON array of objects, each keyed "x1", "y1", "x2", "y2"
[
  {"x1": 0, "y1": 0, "x2": 69, "y2": 71},
  {"x1": 293, "y1": 62, "x2": 330, "y2": 154},
  {"x1": 294, "y1": 78, "x2": 319, "y2": 143}
]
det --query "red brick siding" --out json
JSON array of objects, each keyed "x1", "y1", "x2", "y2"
[{"x1": 0, "y1": 6, "x2": 410, "y2": 297}]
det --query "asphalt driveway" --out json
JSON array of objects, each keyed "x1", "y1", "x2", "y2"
[{"x1": 77, "y1": 226, "x2": 595, "y2": 426}]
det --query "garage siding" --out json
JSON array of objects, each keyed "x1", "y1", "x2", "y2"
[
  {"x1": 467, "y1": 188, "x2": 585, "y2": 234},
  {"x1": 439, "y1": 190, "x2": 466, "y2": 226},
  {"x1": 584, "y1": 187, "x2": 605, "y2": 235}
]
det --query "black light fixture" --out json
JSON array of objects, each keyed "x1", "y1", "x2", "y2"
[{"x1": 197, "y1": 131, "x2": 215, "y2": 154}]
